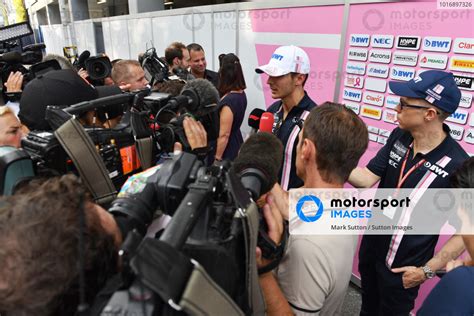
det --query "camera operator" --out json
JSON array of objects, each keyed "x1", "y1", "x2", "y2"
[
  {"x1": 111, "y1": 59, "x2": 149, "y2": 91},
  {"x1": 2, "y1": 70, "x2": 23, "y2": 115},
  {"x1": 18, "y1": 69, "x2": 99, "y2": 131},
  {"x1": 0, "y1": 174, "x2": 120, "y2": 315}
]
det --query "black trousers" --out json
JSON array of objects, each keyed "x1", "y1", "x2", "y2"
[{"x1": 359, "y1": 236, "x2": 420, "y2": 316}]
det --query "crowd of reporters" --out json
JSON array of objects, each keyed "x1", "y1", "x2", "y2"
[{"x1": 0, "y1": 40, "x2": 473, "y2": 316}]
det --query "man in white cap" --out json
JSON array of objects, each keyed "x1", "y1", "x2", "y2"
[{"x1": 255, "y1": 45, "x2": 316, "y2": 190}]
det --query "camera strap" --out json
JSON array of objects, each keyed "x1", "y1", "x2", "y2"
[
  {"x1": 55, "y1": 118, "x2": 117, "y2": 205},
  {"x1": 237, "y1": 202, "x2": 267, "y2": 315},
  {"x1": 132, "y1": 238, "x2": 245, "y2": 316}
]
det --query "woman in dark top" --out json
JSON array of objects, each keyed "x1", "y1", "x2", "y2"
[{"x1": 215, "y1": 53, "x2": 247, "y2": 161}]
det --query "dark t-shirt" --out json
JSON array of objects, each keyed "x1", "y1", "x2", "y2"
[
  {"x1": 218, "y1": 91, "x2": 247, "y2": 160},
  {"x1": 417, "y1": 266, "x2": 474, "y2": 316},
  {"x1": 362, "y1": 125, "x2": 469, "y2": 268}
]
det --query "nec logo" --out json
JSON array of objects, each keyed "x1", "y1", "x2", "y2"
[
  {"x1": 424, "y1": 39, "x2": 450, "y2": 49},
  {"x1": 271, "y1": 54, "x2": 284, "y2": 61},
  {"x1": 374, "y1": 38, "x2": 391, "y2": 45}
]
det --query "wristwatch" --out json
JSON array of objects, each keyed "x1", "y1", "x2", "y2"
[{"x1": 421, "y1": 265, "x2": 435, "y2": 279}]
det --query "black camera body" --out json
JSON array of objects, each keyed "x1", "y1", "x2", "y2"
[{"x1": 21, "y1": 127, "x2": 140, "y2": 189}]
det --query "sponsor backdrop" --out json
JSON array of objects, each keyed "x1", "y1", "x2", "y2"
[{"x1": 339, "y1": 2, "x2": 473, "y2": 312}]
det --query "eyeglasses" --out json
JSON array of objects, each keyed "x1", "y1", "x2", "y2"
[{"x1": 398, "y1": 100, "x2": 440, "y2": 115}]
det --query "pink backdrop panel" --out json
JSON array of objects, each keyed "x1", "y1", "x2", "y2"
[{"x1": 250, "y1": 6, "x2": 345, "y2": 34}]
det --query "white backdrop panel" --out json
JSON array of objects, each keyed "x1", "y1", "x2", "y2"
[
  {"x1": 74, "y1": 22, "x2": 97, "y2": 55},
  {"x1": 213, "y1": 11, "x2": 237, "y2": 66},
  {"x1": 152, "y1": 15, "x2": 193, "y2": 59},
  {"x1": 193, "y1": 13, "x2": 214, "y2": 71},
  {"x1": 127, "y1": 18, "x2": 153, "y2": 60},
  {"x1": 109, "y1": 19, "x2": 130, "y2": 60}
]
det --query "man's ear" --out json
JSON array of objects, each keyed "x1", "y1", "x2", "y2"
[
  {"x1": 301, "y1": 138, "x2": 316, "y2": 161},
  {"x1": 173, "y1": 57, "x2": 180, "y2": 66}
]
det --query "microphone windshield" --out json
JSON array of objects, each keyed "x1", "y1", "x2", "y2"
[
  {"x1": 181, "y1": 78, "x2": 219, "y2": 112},
  {"x1": 248, "y1": 108, "x2": 264, "y2": 130},
  {"x1": 259, "y1": 112, "x2": 274, "y2": 133},
  {"x1": 232, "y1": 132, "x2": 283, "y2": 196}
]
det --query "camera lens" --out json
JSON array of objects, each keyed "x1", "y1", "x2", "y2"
[{"x1": 86, "y1": 57, "x2": 112, "y2": 81}]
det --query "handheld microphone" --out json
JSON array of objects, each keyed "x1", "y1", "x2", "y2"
[
  {"x1": 248, "y1": 108, "x2": 264, "y2": 135},
  {"x1": 259, "y1": 112, "x2": 274, "y2": 134}
]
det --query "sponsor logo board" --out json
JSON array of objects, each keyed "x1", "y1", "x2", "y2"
[
  {"x1": 344, "y1": 75, "x2": 364, "y2": 88},
  {"x1": 453, "y1": 38, "x2": 474, "y2": 55},
  {"x1": 446, "y1": 123, "x2": 465, "y2": 141},
  {"x1": 453, "y1": 74, "x2": 474, "y2": 90},
  {"x1": 348, "y1": 48, "x2": 368, "y2": 61},
  {"x1": 390, "y1": 66, "x2": 416, "y2": 81},
  {"x1": 464, "y1": 129, "x2": 474, "y2": 144},
  {"x1": 392, "y1": 51, "x2": 418, "y2": 66},
  {"x1": 450, "y1": 56, "x2": 474, "y2": 73},
  {"x1": 383, "y1": 109, "x2": 398, "y2": 125},
  {"x1": 369, "y1": 49, "x2": 392, "y2": 64},
  {"x1": 396, "y1": 36, "x2": 421, "y2": 50},
  {"x1": 422, "y1": 37, "x2": 452, "y2": 53},
  {"x1": 361, "y1": 105, "x2": 382, "y2": 120},
  {"x1": 344, "y1": 102, "x2": 360, "y2": 114},
  {"x1": 419, "y1": 53, "x2": 448, "y2": 70},
  {"x1": 346, "y1": 61, "x2": 366, "y2": 75},
  {"x1": 350, "y1": 34, "x2": 370, "y2": 47},
  {"x1": 446, "y1": 109, "x2": 469, "y2": 125},
  {"x1": 371, "y1": 35, "x2": 394, "y2": 48},
  {"x1": 343, "y1": 88, "x2": 363, "y2": 102},
  {"x1": 459, "y1": 93, "x2": 473, "y2": 108},
  {"x1": 363, "y1": 91, "x2": 385, "y2": 106},
  {"x1": 367, "y1": 64, "x2": 389, "y2": 78},
  {"x1": 365, "y1": 77, "x2": 387, "y2": 93}
]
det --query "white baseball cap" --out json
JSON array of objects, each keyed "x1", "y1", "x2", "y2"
[{"x1": 255, "y1": 45, "x2": 310, "y2": 77}]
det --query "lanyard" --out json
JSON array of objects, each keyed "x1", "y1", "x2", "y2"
[{"x1": 397, "y1": 143, "x2": 426, "y2": 189}]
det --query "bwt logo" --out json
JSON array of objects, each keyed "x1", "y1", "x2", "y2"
[
  {"x1": 296, "y1": 195, "x2": 324, "y2": 222},
  {"x1": 425, "y1": 39, "x2": 450, "y2": 48},
  {"x1": 271, "y1": 54, "x2": 284, "y2": 61},
  {"x1": 351, "y1": 36, "x2": 369, "y2": 44},
  {"x1": 392, "y1": 69, "x2": 414, "y2": 78},
  {"x1": 344, "y1": 90, "x2": 362, "y2": 98},
  {"x1": 450, "y1": 112, "x2": 467, "y2": 120}
]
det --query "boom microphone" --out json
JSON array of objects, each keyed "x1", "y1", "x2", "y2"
[
  {"x1": 259, "y1": 112, "x2": 274, "y2": 133},
  {"x1": 232, "y1": 132, "x2": 283, "y2": 200},
  {"x1": 181, "y1": 78, "x2": 219, "y2": 113}
]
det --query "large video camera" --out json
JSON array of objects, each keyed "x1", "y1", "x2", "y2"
[
  {"x1": 98, "y1": 132, "x2": 283, "y2": 315},
  {"x1": 74, "y1": 50, "x2": 113, "y2": 86},
  {"x1": 0, "y1": 43, "x2": 55, "y2": 102},
  {"x1": 20, "y1": 78, "x2": 219, "y2": 191}
]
